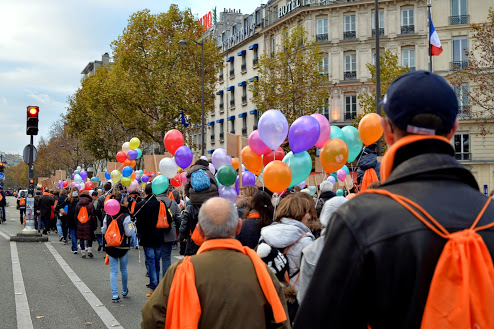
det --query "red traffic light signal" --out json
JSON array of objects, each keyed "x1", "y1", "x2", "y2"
[{"x1": 26, "y1": 106, "x2": 39, "y2": 135}]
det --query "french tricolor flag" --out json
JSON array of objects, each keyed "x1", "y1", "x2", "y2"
[{"x1": 429, "y1": 14, "x2": 443, "y2": 56}]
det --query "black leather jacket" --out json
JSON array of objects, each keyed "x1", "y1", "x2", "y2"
[{"x1": 294, "y1": 139, "x2": 494, "y2": 329}]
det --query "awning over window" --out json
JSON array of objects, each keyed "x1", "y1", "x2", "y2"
[
  {"x1": 227, "y1": 116, "x2": 235, "y2": 121},
  {"x1": 226, "y1": 86, "x2": 235, "y2": 91},
  {"x1": 226, "y1": 56, "x2": 234, "y2": 62},
  {"x1": 249, "y1": 43, "x2": 258, "y2": 50},
  {"x1": 207, "y1": 150, "x2": 214, "y2": 154},
  {"x1": 249, "y1": 109, "x2": 258, "y2": 115},
  {"x1": 216, "y1": 119, "x2": 224, "y2": 123},
  {"x1": 238, "y1": 81, "x2": 246, "y2": 87},
  {"x1": 208, "y1": 121, "x2": 215, "y2": 126},
  {"x1": 238, "y1": 112, "x2": 247, "y2": 118},
  {"x1": 249, "y1": 76, "x2": 259, "y2": 82},
  {"x1": 216, "y1": 90, "x2": 224, "y2": 95},
  {"x1": 237, "y1": 50, "x2": 246, "y2": 56}
]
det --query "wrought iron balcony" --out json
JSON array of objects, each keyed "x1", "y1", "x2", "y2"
[
  {"x1": 450, "y1": 15, "x2": 469, "y2": 25},
  {"x1": 241, "y1": 63, "x2": 247, "y2": 72},
  {"x1": 344, "y1": 71, "x2": 356, "y2": 80},
  {"x1": 219, "y1": 132, "x2": 224, "y2": 141},
  {"x1": 451, "y1": 61, "x2": 469, "y2": 70},
  {"x1": 210, "y1": 135, "x2": 215, "y2": 141},
  {"x1": 241, "y1": 95, "x2": 247, "y2": 104},
  {"x1": 242, "y1": 127, "x2": 248, "y2": 136},
  {"x1": 455, "y1": 152, "x2": 471, "y2": 161},
  {"x1": 230, "y1": 99, "x2": 235, "y2": 107},
  {"x1": 219, "y1": 103, "x2": 224, "y2": 111},
  {"x1": 219, "y1": 72, "x2": 223, "y2": 80},
  {"x1": 343, "y1": 31, "x2": 356, "y2": 40},
  {"x1": 344, "y1": 112, "x2": 357, "y2": 121},
  {"x1": 229, "y1": 69, "x2": 235, "y2": 78},
  {"x1": 371, "y1": 28, "x2": 384, "y2": 37},
  {"x1": 401, "y1": 25, "x2": 415, "y2": 34},
  {"x1": 253, "y1": 58, "x2": 258, "y2": 66},
  {"x1": 316, "y1": 33, "x2": 328, "y2": 42},
  {"x1": 457, "y1": 106, "x2": 471, "y2": 119}
]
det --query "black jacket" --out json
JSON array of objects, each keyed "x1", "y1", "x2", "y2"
[
  {"x1": 357, "y1": 147, "x2": 381, "y2": 185},
  {"x1": 135, "y1": 196, "x2": 168, "y2": 247},
  {"x1": 38, "y1": 193, "x2": 54, "y2": 218},
  {"x1": 294, "y1": 139, "x2": 494, "y2": 329},
  {"x1": 236, "y1": 217, "x2": 261, "y2": 249},
  {"x1": 179, "y1": 204, "x2": 201, "y2": 255}
]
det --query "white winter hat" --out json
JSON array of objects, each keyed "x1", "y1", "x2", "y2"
[
  {"x1": 320, "y1": 181, "x2": 334, "y2": 193},
  {"x1": 301, "y1": 188, "x2": 311, "y2": 195},
  {"x1": 320, "y1": 196, "x2": 348, "y2": 227}
]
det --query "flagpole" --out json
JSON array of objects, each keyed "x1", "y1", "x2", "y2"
[{"x1": 428, "y1": 1, "x2": 432, "y2": 72}]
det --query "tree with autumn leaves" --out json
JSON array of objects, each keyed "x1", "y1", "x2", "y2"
[
  {"x1": 250, "y1": 25, "x2": 332, "y2": 124},
  {"x1": 65, "y1": 5, "x2": 221, "y2": 159}
]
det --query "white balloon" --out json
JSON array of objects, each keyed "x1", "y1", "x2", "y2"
[
  {"x1": 200, "y1": 155, "x2": 208, "y2": 161},
  {"x1": 159, "y1": 158, "x2": 178, "y2": 179},
  {"x1": 122, "y1": 142, "x2": 131, "y2": 153},
  {"x1": 79, "y1": 182, "x2": 85, "y2": 191},
  {"x1": 209, "y1": 163, "x2": 216, "y2": 175},
  {"x1": 128, "y1": 180, "x2": 138, "y2": 192},
  {"x1": 74, "y1": 174, "x2": 83, "y2": 183}
]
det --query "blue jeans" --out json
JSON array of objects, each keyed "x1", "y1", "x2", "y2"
[
  {"x1": 130, "y1": 230, "x2": 138, "y2": 248},
  {"x1": 56, "y1": 219, "x2": 63, "y2": 237},
  {"x1": 109, "y1": 253, "x2": 128, "y2": 298},
  {"x1": 143, "y1": 246, "x2": 162, "y2": 290},
  {"x1": 69, "y1": 228, "x2": 78, "y2": 252},
  {"x1": 161, "y1": 242, "x2": 174, "y2": 277}
]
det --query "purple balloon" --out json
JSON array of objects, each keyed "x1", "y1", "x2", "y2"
[
  {"x1": 297, "y1": 181, "x2": 307, "y2": 189},
  {"x1": 258, "y1": 110, "x2": 289, "y2": 150},
  {"x1": 71, "y1": 173, "x2": 75, "y2": 179},
  {"x1": 136, "y1": 176, "x2": 141, "y2": 183},
  {"x1": 141, "y1": 174, "x2": 149, "y2": 183},
  {"x1": 80, "y1": 170, "x2": 88, "y2": 180},
  {"x1": 242, "y1": 171, "x2": 256, "y2": 186},
  {"x1": 58, "y1": 181, "x2": 62, "y2": 189},
  {"x1": 127, "y1": 149, "x2": 138, "y2": 160},
  {"x1": 174, "y1": 146, "x2": 193, "y2": 169},
  {"x1": 248, "y1": 130, "x2": 270, "y2": 156},
  {"x1": 212, "y1": 148, "x2": 232, "y2": 170},
  {"x1": 326, "y1": 176, "x2": 336, "y2": 185},
  {"x1": 219, "y1": 186, "x2": 238, "y2": 203},
  {"x1": 311, "y1": 113, "x2": 331, "y2": 148},
  {"x1": 289, "y1": 115, "x2": 320, "y2": 153},
  {"x1": 234, "y1": 176, "x2": 239, "y2": 194}
]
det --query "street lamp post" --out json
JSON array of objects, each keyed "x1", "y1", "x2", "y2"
[{"x1": 179, "y1": 39, "x2": 205, "y2": 156}]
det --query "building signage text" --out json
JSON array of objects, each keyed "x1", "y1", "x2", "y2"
[{"x1": 278, "y1": 0, "x2": 304, "y2": 19}]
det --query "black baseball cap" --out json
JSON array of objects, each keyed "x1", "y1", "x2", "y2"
[{"x1": 382, "y1": 70, "x2": 458, "y2": 135}]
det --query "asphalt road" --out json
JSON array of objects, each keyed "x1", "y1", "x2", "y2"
[{"x1": 0, "y1": 196, "x2": 183, "y2": 329}]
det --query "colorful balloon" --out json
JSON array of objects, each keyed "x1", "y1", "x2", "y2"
[
  {"x1": 122, "y1": 166, "x2": 133, "y2": 177},
  {"x1": 208, "y1": 163, "x2": 216, "y2": 175},
  {"x1": 337, "y1": 169, "x2": 347, "y2": 182},
  {"x1": 231, "y1": 158, "x2": 239, "y2": 171},
  {"x1": 336, "y1": 189, "x2": 344, "y2": 196},
  {"x1": 258, "y1": 110, "x2": 289, "y2": 150},
  {"x1": 288, "y1": 115, "x2": 320, "y2": 153},
  {"x1": 341, "y1": 126, "x2": 363, "y2": 163},
  {"x1": 219, "y1": 186, "x2": 238, "y2": 203},
  {"x1": 90, "y1": 177, "x2": 99, "y2": 182},
  {"x1": 104, "y1": 199, "x2": 120, "y2": 216},
  {"x1": 174, "y1": 146, "x2": 193, "y2": 169},
  {"x1": 241, "y1": 146, "x2": 263, "y2": 175},
  {"x1": 326, "y1": 176, "x2": 336, "y2": 185},
  {"x1": 121, "y1": 177, "x2": 131, "y2": 186},
  {"x1": 74, "y1": 170, "x2": 80, "y2": 175},
  {"x1": 129, "y1": 137, "x2": 140, "y2": 150},
  {"x1": 216, "y1": 165, "x2": 237, "y2": 186},
  {"x1": 128, "y1": 180, "x2": 138, "y2": 192},
  {"x1": 236, "y1": 171, "x2": 256, "y2": 192},
  {"x1": 248, "y1": 130, "x2": 270, "y2": 156},
  {"x1": 170, "y1": 173, "x2": 183, "y2": 187},
  {"x1": 263, "y1": 147, "x2": 285, "y2": 167},
  {"x1": 263, "y1": 160, "x2": 292, "y2": 193},
  {"x1": 163, "y1": 129, "x2": 184, "y2": 155},
  {"x1": 116, "y1": 151, "x2": 127, "y2": 163},
  {"x1": 104, "y1": 170, "x2": 111, "y2": 180},
  {"x1": 319, "y1": 139, "x2": 349, "y2": 173},
  {"x1": 311, "y1": 113, "x2": 331, "y2": 148},
  {"x1": 63, "y1": 181, "x2": 69, "y2": 188},
  {"x1": 329, "y1": 126, "x2": 345, "y2": 142},
  {"x1": 180, "y1": 172, "x2": 187, "y2": 186},
  {"x1": 159, "y1": 158, "x2": 178, "y2": 179},
  {"x1": 123, "y1": 159, "x2": 136, "y2": 168},
  {"x1": 122, "y1": 142, "x2": 131, "y2": 153},
  {"x1": 111, "y1": 170, "x2": 122, "y2": 184},
  {"x1": 79, "y1": 182, "x2": 85, "y2": 191},
  {"x1": 282, "y1": 151, "x2": 312, "y2": 188},
  {"x1": 212, "y1": 148, "x2": 232, "y2": 170},
  {"x1": 141, "y1": 174, "x2": 150, "y2": 183},
  {"x1": 85, "y1": 181, "x2": 93, "y2": 190},
  {"x1": 358, "y1": 113, "x2": 383, "y2": 146},
  {"x1": 127, "y1": 149, "x2": 138, "y2": 160},
  {"x1": 136, "y1": 148, "x2": 143, "y2": 159},
  {"x1": 80, "y1": 170, "x2": 88, "y2": 180},
  {"x1": 152, "y1": 175, "x2": 169, "y2": 195},
  {"x1": 74, "y1": 174, "x2": 83, "y2": 183}
]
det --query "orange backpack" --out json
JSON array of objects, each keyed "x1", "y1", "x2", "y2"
[
  {"x1": 156, "y1": 200, "x2": 169, "y2": 229},
  {"x1": 365, "y1": 189, "x2": 494, "y2": 329},
  {"x1": 77, "y1": 206, "x2": 89, "y2": 224},
  {"x1": 19, "y1": 198, "x2": 26, "y2": 206},
  {"x1": 360, "y1": 168, "x2": 379, "y2": 192},
  {"x1": 105, "y1": 214, "x2": 124, "y2": 247}
]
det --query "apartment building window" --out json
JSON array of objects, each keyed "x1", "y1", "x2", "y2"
[
  {"x1": 230, "y1": 62, "x2": 235, "y2": 78},
  {"x1": 219, "y1": 93, "x2": 224, "y2": 111},
  {"x1": 343, "y1": 15, "x2": 356, "y2": 39},
  {"x1": 227, "y1": 86, "x2": 235, "y2": 108},
  {"x1": 401, "y1": 8, "x2": 415, "y2": 34},
  {"x1": 320, "y1": 98, "x2": 330, "y2": 120},
  {"x1": 238, "y1": 50, "x2": 247, "y2": 72},
  {"x1": 452, "y1": 37, "x2": 468, "y2": 69},
  {"x1": 454, "y1": 84, "x2": 470, "y2": 119},
  {"x1": 251, "y1": 109, "x2": 259, "y2": 130},
  {"x1": 209, "y1": 123, "x2": 215, "y2": 142},
  {"x1": 451, "y1": 0, "x2": 468, "y2": 25},
  {"x1": 454, "y1": 133, "x2": 470, "y2": 160},
  {"x1": 240, "y1": 83, "x2": 248, "y2": 105},
  {"x1": 255, "y1": 9, "x2": 262, "y2": 26},
  {"x1": 219, "y1": 67, "x2": 224, "y2": 81},
  {"x1": 320, "y1": 54, "x2": 329, "y2": 79},
  {"x1": 271, "y1": 37, "x2": 276, "y2": 56},
  {"x1": 317, "y1": 18, "x2": 329, "y2": 42},
  {"x1": 402, "y1": 48, "x2": 416, "y2": 71},
  {"x1": 228, "y1": 116, "x2": 235, "y2": 134},
  {"x1": 242, "y1": 116, "x2": 248, "y2": 136},
  {"x1": 344, "y1": 95, "x2": 357, "y2": 121},
  {"x1": 344, "y1": 53, "x2": 357, "y2": 80},
  {"x1": 371, "y1": 11, "x2": 384, "y2": 37},
  {"x1": 219, "y1": 121, "x2": 224, "y2": 141}
]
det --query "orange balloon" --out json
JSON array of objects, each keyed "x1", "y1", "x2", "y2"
[
  {"x1": 358, "y1": 113, "x2": 383, "y2": 146},
  {"x1": 231, "y1": 158, "x2": 239, "y2": 170},
  {"x1": 123, "y1": 159, "x2": 136, "y2": 168},
  {"x1": 241, "y1": 146, "x2": 263, "y2": 175},
  {"x1": 130, "y1": 172, "x2": 136, "y2": 181},
  {"x1": 320, "y1": 139, "x2": 349, "y2": 173},
  {"x1": 263, "y1": 160, "x2": 292, "y2": 193}
]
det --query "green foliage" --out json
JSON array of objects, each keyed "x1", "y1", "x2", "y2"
[
  {"x1": 65, "y1": 5, "x2": 222, "y2": 159},
  {"x1": 354, "y1": 49, "x2": 409, "y2": 128},
  {"x1": 249, "y1": 25, "x2": 332, "y2": 124}
]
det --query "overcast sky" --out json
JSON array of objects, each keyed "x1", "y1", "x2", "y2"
[{"x1": 0, "y1": 0, "x2": 262, "y2": 155}]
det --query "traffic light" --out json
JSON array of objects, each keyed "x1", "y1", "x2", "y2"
[
  {"x1": 26, "y1": 106, "x2": 39, "y2": 135},
  {"x1": 28, "y1": 179, "x2": 35, "y2": 196},
  {"x1": 0, "y1": 163, "x2": 4, "y2": 173}
]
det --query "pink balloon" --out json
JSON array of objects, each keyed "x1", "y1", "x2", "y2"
[
  {"x1": 337, "y1": 169, "x2": 347, "y2": 182},
  {"x1": 180, "y1": 172, "x2": 187, "y2": 186},
  {"x1": 311, "y1": 113, "x2": 331, "y2": 148},
  {"x1": 128, "y1": 180, "x2": 138, "y2": 192},
  {"x1": 248, "y1": 130, "x2": 270, "y2": 156},
  {"x1": 104, "y1": 199, "x2": 120, "y2": 216}
]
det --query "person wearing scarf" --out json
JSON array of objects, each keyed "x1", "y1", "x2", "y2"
[{"x1": 141, "y1": 197, "x2": 290, "y2": 329}]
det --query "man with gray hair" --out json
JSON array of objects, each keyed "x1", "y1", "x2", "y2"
[{"x1": 141, "y1": 197, "x2": 290, "y2": 329}]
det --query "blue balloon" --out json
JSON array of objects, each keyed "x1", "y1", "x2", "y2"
[
  {"x1": 282, "y1": 151, "x2": 312, "y2": 188},
  {"x1": 288, "y1": 116, "x2": 320, "y2": 153},
  {"x1": 329, "y1": 126, "x2": 345, "y2": 142},
  {"x1": 122, "y1": 166, "x2": 133, "y2": 177},
  {"x1": 341, "y1": 165, "x2": 350, "y2": 175},
  {"x1": 104, "y1": 170, "x2": 111, "y2": 180},
  {"x1": 258, "y1": 109, "x2": 289, "y2": 150},
  {"x1": 341, "y1": 126, "x2": 363, "y2": 162}
]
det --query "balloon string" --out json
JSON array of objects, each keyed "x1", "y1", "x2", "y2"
[
  {"x1": 354, "y1": 146, "x2": 366, "y2": 193},
  {"x1": 131, "y1": 194, "x2": 156, "y2": 218},
  {"x1": 315, "y1": 169, "x2": 325, "y2": 209},
  {"x1": 272, "y1": 195, "x2": 278, "y2": 222}
]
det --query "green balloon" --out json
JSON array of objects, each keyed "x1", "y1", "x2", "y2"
[
  {"x1": 74, "y1": 170, "x2": 80, "y2": 175},
  {"x1": 341, "y1": 125, "x2": 363, "y2": 163},
  {"x1": 336, "y1": 189, "x2": 344, "y2": 196},
  {"x1": 136, "y1": 148, "x2": 143, "y2": 159},
  {"x1": 217, "y1": 165, "x2": 237, "y2": 186},
  {"x1": 152, "y1": 175, "x2": 169, "y2": 195},
  {"x1": 282, "y1": 151, "x2": 312, "y2": 188},
  {"x1": 121, "y1": 177, "x2": 131, "y2": 187},
  {"x1": 90, "y1": 177, "x2": 99, "y2": 182},
  {"x1": 329, "y1": 126, "x2": 345, "y2": 143}
]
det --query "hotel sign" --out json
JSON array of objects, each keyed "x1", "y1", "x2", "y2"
[
  {"x1": 278, "y1": 0, "x2": 305, "y2": 19},
  {"x1": 222, "y1": 23, "x2": 257, "y2": 52}
]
